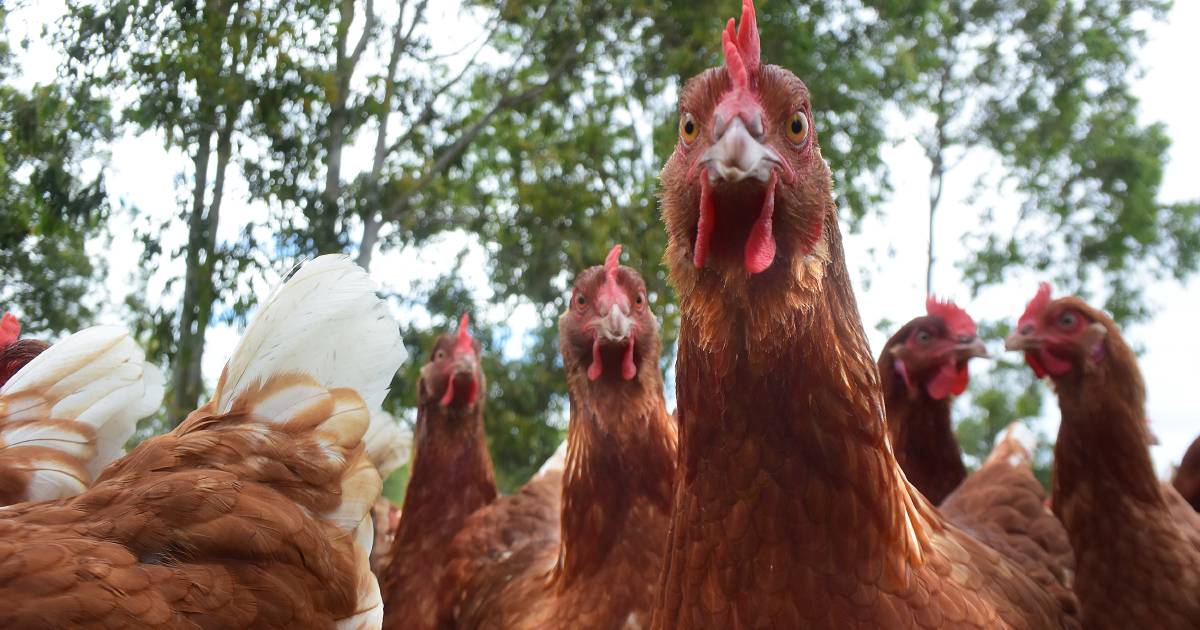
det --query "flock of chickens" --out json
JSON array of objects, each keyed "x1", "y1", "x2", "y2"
[{"x1": 1, "y1": 1, "x2": 1197, "y2": 628}]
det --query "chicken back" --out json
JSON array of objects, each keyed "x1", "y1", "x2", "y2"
[{"x1": 0, "y1": 255, "x2": 406, "y2": 629}]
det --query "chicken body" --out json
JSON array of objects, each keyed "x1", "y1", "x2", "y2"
[
  {"x1": 0, "y1": 255, "x2": 406, "y2": 628},
  {"x1": 1007, "y1": 286, "x2": 1200, "y2": 628},
  {"x1": 381, "y1": 316, "x2": 497, "y2": 630},
  {"x1": 439, "y1": 247, "x2": 677, "y2": 629},
  {"x1": 651, "y1": 2, "x2": 1077, "y2": 627}
]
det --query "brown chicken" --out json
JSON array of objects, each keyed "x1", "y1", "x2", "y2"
[
  {"x1": 438, "y1": 245, "x2": 677, "y2": 629},
  {"x1": 381, "y1": 314, "x2": 497, "y2": 630},
  {"x1": 1006, "y1": 283, "x2": 1200, "y2": 628},
  {"x1": 1173, "y1": 434, "x2": 1200, "y2": 512},
  {"x1": 879, "y1": 298, "x2": 988, "y2": 504},
  {"x1": 651, "y1": 2, "x2": 1077, "y2": 627},
  {"x1": 0, "y1": 255, "x2": 406, "y2": 628},
  {"x1": 1, "y1": 315, "x2": 164, "y2": 505}
]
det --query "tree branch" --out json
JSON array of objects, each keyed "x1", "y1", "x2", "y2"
[{"x1": 382, "y1": 46, "x2": 579, "y2": 223}]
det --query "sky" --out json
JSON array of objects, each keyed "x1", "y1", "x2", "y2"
[{"x1": 9, "y1": 2, "x2": 1198, "y2": 475}]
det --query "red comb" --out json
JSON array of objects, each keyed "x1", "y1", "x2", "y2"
[
  {"x1": 454, "y1": 313, "x2": 473, "y2": 352},
  {"x1": 604, "y1": 244, "x2": 622, "y2": 281},
  {"x1": 722, "y1": 0, "x2": 761, "y2": 87},
  {"x1": 926, "y1": 296, "x2": 976, "y2": 338},
  {"x1": 1019, "y1": 283, "x2": 1053, "y2": 327},
  {"x1": 0, "y1": 313, "x2": 19, "y2": 347}
]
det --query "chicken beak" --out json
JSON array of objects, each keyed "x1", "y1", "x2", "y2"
[
  {"x1": 1004, "y1": 327, "x2": 1039, "y2": 352},
  {"x1": 701, "y1": 117, "x2": 778, "y2": 184},
  {"x1": 596, "y1": 304, "x2": 633, "y2": 343},
  {"x1": 452, "y1": 350, "x2": 478, "y2": 376},
  {"x1": 955, "y1": 338, "x2": 990, "y2": 361}
]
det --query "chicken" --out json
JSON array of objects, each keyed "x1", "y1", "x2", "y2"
[
  {"x1": 1, "y1": 314, "x2": 164, "y2": 506},
  {"x1": 651, "y1": 2, "x2": 1078, "y2": 627},
  {"x1": 438, "y1": 244, "x2": 677, "y2": 629},
  {"x1": 381, "y1": 314, "x2": 496, "y2": 630},
  {"x1": 1173, "y1": 434, "x2": 1200, "y2": 512},
  {"x1": 0, "y1": 255, "x2": 407, "y2": 628},
  {"x1": 878, "y1": 298, "x2": 988, "y2": 504},
  {"x1": 1006, "y1": 283, "x2": 1200, "y2": 628}
]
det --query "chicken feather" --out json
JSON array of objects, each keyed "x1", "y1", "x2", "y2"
[
  {"x1": 0, "y1": 254, "x2": 406, "y2": 629},
  {"x1": 1, "y1": 325, "x2": 164, "y2": 504}
]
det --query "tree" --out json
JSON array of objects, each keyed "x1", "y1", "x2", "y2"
[
  {"x1": 904, "y1": 0, "x2": 1200, "y2": 459},
  {"x1": 0, "y1": 5, "x2": 114, "y2": 337},
  {"x1": 59, "y1": 0, "x2": 333, "y2": 422}
]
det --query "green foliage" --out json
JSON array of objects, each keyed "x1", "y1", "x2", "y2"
[
  {"x1": 9, "y1": 1, "x2": 1197, "y2": 495},
  {"x1": 0, "y1": 8, "x2": 114, "y2": 336}
]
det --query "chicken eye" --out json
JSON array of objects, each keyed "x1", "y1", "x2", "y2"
[
  {"x1": 787, "y1": 110, "x2": 809, "y2": 145},
  {"x1": 576, "y1": 294, "x2": 587, "y2": 307},
  {"x1": 915, "y1": 329, "x2": 933, "y2": 343},
  {"x1": 435, "y1": 349, "x2": 446, "y2": 361},
  {"x1": 635, "y1": 293, "x2": 645, "y2": 306},
  {"x1": 1057, "y1": 311, "x2": 1078, "y2": 329},
  {"x1": 680, "y1": 113, "x2": 699, "y2": 144}
]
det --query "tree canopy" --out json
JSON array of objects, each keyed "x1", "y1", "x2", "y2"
[{"x1": 0, "y1": 0, "x2": 1192, "y2": 494}]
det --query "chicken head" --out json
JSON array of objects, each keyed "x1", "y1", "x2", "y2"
[
  {"x1": 887, "y1": 297, "x2": 988, "y2": 400},
  {"x1": 420, "y1": 313, "x2": 485, "y2": 409},
  {"x1": 560, "y1": 244, "x2": 657, "y2": 382},
  {"x1": 1005, "y1": 283, "x2": 1111, "y2": 379}
]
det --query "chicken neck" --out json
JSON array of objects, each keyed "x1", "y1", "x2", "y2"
[
  {"x1": 1051, "y1": 353, "x2": 1164, "y2": 532},
  {"x1": 655, "y1": 212, "x2": 930, "y2": 624},
  {"x1": 393, "y1": 401, "x2": 497, "y2": 553},
  {"x1": 553, "y1": 363, "x2": 675, "y2": 588},
  {"x1": 882, "y1": 380, "x2": 966, "y2": 505}
]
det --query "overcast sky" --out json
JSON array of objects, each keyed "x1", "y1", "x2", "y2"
[{"x1": 10, "y1": 2, "x2": 1197, "y2": 475}]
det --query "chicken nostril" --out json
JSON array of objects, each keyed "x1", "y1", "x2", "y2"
[{"x1": 746, "y1": 112, "x2": 764, "y2": 138}]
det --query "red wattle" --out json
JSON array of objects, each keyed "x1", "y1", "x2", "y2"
[
  {"x1": 744, "y1": 171, "x2": 778, "y2": 274},
  {"x1": 439, "y1": 374, "x2": 456, "y2": 406},
  {"x1": 694, "y1": 176, "x2": 715, "y2": 268},
  {"x1": 1037, "y1": 349, "x2": 1073, "y2": 376},
  {"x1": 621, "y1": 337, "x2": 637, "y2": 380},
  {"x1": 1025, "y1": 351, "x2": 1048, "y2": 379},
  {"x1": 926, "y1": 361, "x2": 968, "y2": 400},
  {"x1": 467, "y1": 377, "x2": 480, "y2": 405},
  {"x1": 588, "y1": 336, "x2": 603, "y2": 381}
]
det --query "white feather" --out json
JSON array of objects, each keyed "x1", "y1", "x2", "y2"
[
  {"x1": 995, "y1": 421, "x2": 1037, "y2": 458},
  {"x1": 216, "y1": 255, "x2": 407, "y2": 415},
  {"x1": 0, "y1": 325, "x2": 164, "y2": 494},
  {"x1": 537, "y1": 439, "x2": 569, "y2": 477},
  {"x1": 363, "y1": 410, "x2": 412, "y2": 479}
]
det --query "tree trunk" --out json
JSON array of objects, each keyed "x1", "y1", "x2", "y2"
[{"x1": 170, "y1": 108, "x2": 216, "y2": 423}]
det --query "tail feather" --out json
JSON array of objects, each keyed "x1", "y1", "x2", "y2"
[
  {"x1": 214, "y1": 255, "x2": 406, "y2": 415},
  {"x1": 204, "y1": 255, "x2": 405, "y2": 629},
  {"x1": 987, "y1": 421, "x2": 1038, "y2": 468},
  {"x1": 363, "y1": 410, "x2": 412, "y2": 480},
  {"x1": 0, "y1": 326, "x2": 163, "y2": 501}
]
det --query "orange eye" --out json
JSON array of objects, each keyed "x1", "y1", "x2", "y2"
[
  {"x1": 787, "y1": 110, "x2": 809, "y2": 145},
  {"x1": 680, "y1": 113, "x2": 699, "y2": 144}
]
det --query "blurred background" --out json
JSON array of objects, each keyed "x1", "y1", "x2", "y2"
[{"x1": 1, "y1": 0, "x2": 1195, "y2": 499}]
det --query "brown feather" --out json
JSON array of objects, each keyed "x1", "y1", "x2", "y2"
[{"x1": 0, "y1": 374, "x2": 377, "y2": 628}]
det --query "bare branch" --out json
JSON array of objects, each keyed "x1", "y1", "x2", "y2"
[{"x1": 348, "y1": 0, "x2": 378, "y2": 67}]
